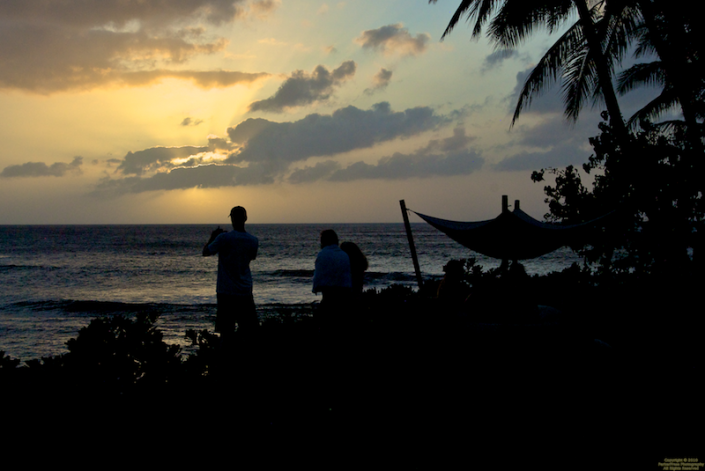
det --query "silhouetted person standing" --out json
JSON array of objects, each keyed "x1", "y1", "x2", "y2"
[
  {"x1": 203, "y1": 206, "x2": 259, "y2": 340},
  {"x1": 313, "y1": 229, "x2": 351, "y2": 330},
  {"x1": 436, "y1": 259, "x2": 470, "y2": 309},
  {"x1": 340, "y1": 241, "x2": 368, "y2": 296}
]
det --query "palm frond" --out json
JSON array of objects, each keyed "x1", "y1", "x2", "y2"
[
  {"x1": 562, "y1": 39, "x2": 599, "y2": 122},
  {"x1": 625, "y1": 88, "x2": 680, "y2": 131},
  {"x1": 430, "y1": 0, "x2": 502, "y2": 40},
  {"x1": 633, "y1": 28, "x2": 657, "y2": 58},
  {"x1": 472, "y1": 0, "x2": 504, "y2": 37},
  {"x1": 490, "y1": 0, "x2": 574, "y2": 49},
  {"x1": 511, "y1": 19, "x2": 585, "y2": 125},
  {"x1": 648, "y1": 120, "x2": 688, "y2": 135},
  {"x1": 600, "y1": 3, "x2": 640, "y2": 64},
  {"x1": 617, "y1": 61, "x2": 666, "y2": 94}
]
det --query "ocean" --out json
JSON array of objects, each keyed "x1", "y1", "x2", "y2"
[{"x1": 0, "y1": 223, "x2": 583, "y2": 361}]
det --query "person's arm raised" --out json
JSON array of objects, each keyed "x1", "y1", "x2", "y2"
[{"x1": 202, "y1": 227, "x2": 225, "y2": 256}]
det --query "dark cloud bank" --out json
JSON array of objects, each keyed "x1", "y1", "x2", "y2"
[
  {"x1": 289, "y1": 127, "x2": 482, "y2": 183},
  {"x1": 0, "y1": 103, "x2": 482, "y2": 194},
  {"x1": 232, "y1": 102, "x2": 447, "y2": 163},
  {"x1": 118, "y1": 146, "x2": 210, "y2": 176},
  {"x1": 89, "y1": 103, "x2": 483, "y2": 195},
  {"x1": 0, "y1": 0, "x2": 275, "y2": 92}
]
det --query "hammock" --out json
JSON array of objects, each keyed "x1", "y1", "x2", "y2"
[{"x1": 411, "y1": 204, "x2": 612, "y2": 260}]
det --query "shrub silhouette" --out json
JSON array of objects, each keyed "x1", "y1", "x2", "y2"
[
  {"x1": 62, "y1": 312, "x2": 183, "y2": 397},
  {"x1": 0, "y1": 351, "x2": 21, "y2": 369}
]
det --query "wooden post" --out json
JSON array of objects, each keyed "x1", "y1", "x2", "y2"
[
  {"x1": 400, "y1": 199, "x2": 424, "y2": 290},
  {"x1": 501, "y1": 195, "x2": 509, "y2": 270}
]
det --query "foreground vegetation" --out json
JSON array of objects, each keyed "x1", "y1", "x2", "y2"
[
  {"x1": 1, "y1": 260, "x2": 701, "y2": 464},
  {"x1": 2, "y1": 261, "x2": 701, "y2": 402}
]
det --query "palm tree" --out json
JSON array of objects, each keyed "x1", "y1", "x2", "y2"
[
  {"x1": 431, "y1": 1, "x2": 702, "y2": 270},
  {"x1": 510, "y1": 11, "x2": 612, "y2": 126},
  {"x1": 430, "y1": 0, "x2": 630, "y2": 143},
  {"x1": 614, "y1": 0, "x2": 703, "y2": 146}
]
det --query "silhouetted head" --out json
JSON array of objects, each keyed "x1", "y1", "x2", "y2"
[
  {"x1": 341, "y1": 241, "x2": 368, "y2": 271},
  {"x1": 442, "y1": 259, "x2": 465, "y2": 280},
  {"x1": 229, "y1": 206, "x2": 247, "y2": 230},
  {"x1": 320, "y1": 229, "x2": 339, "y2": 248}
]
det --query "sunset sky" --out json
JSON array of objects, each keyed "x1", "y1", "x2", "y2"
[{"x1": 0, "y1": 0, "x2": 656, "y2": 224}]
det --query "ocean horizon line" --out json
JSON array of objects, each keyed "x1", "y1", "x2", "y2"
[{"x1": 0, "y1": 221, "x2": 418, "y2": 227}]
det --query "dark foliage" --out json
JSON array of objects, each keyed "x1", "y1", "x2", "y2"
[
  {"x1": 60, "y1": 312, "x2": 184, "y2": 397},
  {"x1": 532, "y1": 113, "x2": 703, "y2": 275},
  {"x1": 1, "y1": 274, "x2": 701, "y2": 462},
  {"x1": 0, "y1": 351, "x2": 21, "y2": 369}
]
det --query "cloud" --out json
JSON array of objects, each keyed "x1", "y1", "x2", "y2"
[
  {"x1": 329, "y1": 127, "x2": 482, "y2": 181},
  {"x1": 514, "y1": 115, "x2": 598, "y2": 149},
  {"x1": 92, "y1": 102, "x2": 462, "y2": 194},
  {"x1": 0, "y1": 1, "x2": 276, "y2": 93},
  {"x1": 1, "y1": 157, "x2": 83, "y2": 178},
  {"x1": 355, "y1": 24, "x2": 430, "y2": 57},
  {"x1": 207, "y1": 135, "x2": 234, "y2": 151},
  {"x1": 120, "y1": 70, "x2": 270, "y2": 89},
  {"x1": 288, "y1": 161, "x2": 342, "y2": 184},
  {"x1": 231, "y1": 102, "x2": 450, "y2": 164},
  {"x1": 506, "y1": 50, "x2": 666, "y2": 128},
  {"x1": 481, "y1": 49, "x2": 530, "y2": 73},
  {"x1": 328, "y1": 150, "x2": 483, "y2": 181},
  {"x1": 418, "y1": 126, "x2": 475, "y2": 153},
  {"x1": 181, "y1": 117, "x2": 204, "y2": 127},
  {"x1": 494, "y1": 64, "x2": 642, "y2": 173},
  {"x1": 95, "y1": 163, "x2": 273, "y2": 195},
  {"x1": 247, "y1": 61, "x2": 356, "y2": 113},
  {"x1": 493, "y1": 143, "x2": 589, "y2": 172},
  {"x1": 504, "y1": 67, "x2": 567, "y2": 119},
  {"x1": 227, "y1": 118, "x2": 275, "y2": 144},
  {"x1": 494, "y1": 116, "x2": 597, "y2": 172},
  {"x1": 117, "y1": 146, "x2": 210, "y2": 176},
  {"x1": 287, "y1": 127, "x2": 482, "y2": 183},
  {"x1": 364, "y1": 68, "x2": 393, "y2": 95},
  {"x1": 249, "y1": 0, "x2": 280, "y2": 18},
  {"x1": 506, "y1": 64, "x2": 649, "y2": 123},
  {"x1": 484, "y1": 50, "x2": 516, "y2": 68},
  {"x1": 0, "y1": 1, "x2": 268, "y2": 28}
]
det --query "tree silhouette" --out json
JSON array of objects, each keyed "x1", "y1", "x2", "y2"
[
  {"x1": 431, "y1": 1, "x2": 703, "y2": 148},
  {"x1": 613, "y1": 0, "x2": 703, "y2": 151},
  {"x1": 430, "y1": 0, "x2": 630, "y2": 143}
]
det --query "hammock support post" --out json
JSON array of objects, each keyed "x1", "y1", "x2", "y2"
[{"x1": 400, "y1": 199, "x2": 424, "y2": 290}]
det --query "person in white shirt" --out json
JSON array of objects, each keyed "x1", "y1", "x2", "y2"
[
  {"x1": 312, "y1": 229, "x2": 352, "y2": 329},
  {"x1": 203, "y1": 206, "x2": 259, "y2": 339}
]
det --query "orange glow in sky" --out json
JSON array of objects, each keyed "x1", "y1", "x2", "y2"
[{"x1": 0, "y1": 1, "x2": 644, "y2": 224}]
